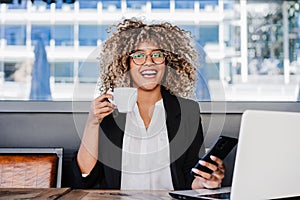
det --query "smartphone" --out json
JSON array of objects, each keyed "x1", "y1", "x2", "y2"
[{"x1": 192, "y1": 135, "x2": 238, "y2": 175}]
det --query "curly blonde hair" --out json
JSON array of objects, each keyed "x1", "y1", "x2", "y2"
[{"x1": 97, "y1": 18, "x2": 199, "y2": 98}]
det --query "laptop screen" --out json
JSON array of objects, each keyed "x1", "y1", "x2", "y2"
[
  {"x1": 231, "y1": 110, "x2": 300, "y2": 200},
  {"x1": 169, "y1": 110, "x2": 300, "y2": 200}
]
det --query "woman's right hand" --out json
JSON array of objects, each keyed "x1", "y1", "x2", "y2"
[{"x1": 89, "y1": 91, "x2": 115, "y2": 124}]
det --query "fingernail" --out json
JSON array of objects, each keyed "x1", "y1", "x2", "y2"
[
  {"x1": 210, "y1": 155, "x2": 216, "y2": 160},
  {"x1": 199, "y1": 160, "x2": 206, "y2": 165},
  {"x1": 107, "y1": 88, "x2": 113, "y2": 95}
]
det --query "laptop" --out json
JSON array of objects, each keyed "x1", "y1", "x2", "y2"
[{"x1": 169, "y1": 110, "x2": 300, "y2": 200}]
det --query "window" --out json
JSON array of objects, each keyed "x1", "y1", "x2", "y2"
[
  {"x1": 53, "y1": 25, "x2": 74, "y2": 46},
  {"x1": 79, "y1": 25, "x2": 99, "y2": 46},
  {"x1": 175, "y1": 0, "x2": 194, "y2": 9},
  {"x1": 198, "y1": 26, "x2": 219, "y2": 44},
  {"x1": 31, "y1": 26, "x2": 51, "y2": 46},
  {"x1": 4, "y1": 25, "x2": 26, "y2": 46},
  {"x1": 78, "y1": 0, "x2": 98, "y2": 9},
  {"x1": 78, "y1": 61, "x2": 99, "y2": 83},
  {"x1": 198, "y1": 0, "x2": 218, "y2": 10},
  {"x1": 0, "y1": 0, "x2": 299, "y2": 102},
  {"x1": 52, "y1": 62, "x2": 74, "y2": 83},
  {"x1": 102, "y1": 0, "x2": 121, "y2": 11},
  {"x1": 127, "y1": 0, "x2": 146, "y2": 10},
  {"x1": 151, "y1": 0, "x2": 170, "y2": 10}
]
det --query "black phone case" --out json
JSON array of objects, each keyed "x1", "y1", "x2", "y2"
[{"x1": 192, "y1": 135, "x2": 238, "y2": 175}]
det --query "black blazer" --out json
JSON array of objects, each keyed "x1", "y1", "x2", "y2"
[{"x1": 72, "y1": 87, "x2": 204, "y2": 190}]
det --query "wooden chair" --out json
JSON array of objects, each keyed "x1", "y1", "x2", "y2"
[{"x1": 0, "y1": 148, "x2": 63, "y2": 188}]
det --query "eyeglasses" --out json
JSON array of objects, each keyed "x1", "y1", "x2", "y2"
[{"x1": 129, "y1": 50, "x2": 166, "y2": 65}]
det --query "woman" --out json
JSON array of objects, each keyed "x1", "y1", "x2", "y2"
[{"x1": 71, "y1": 18, "x2": 225, "y2": 190}]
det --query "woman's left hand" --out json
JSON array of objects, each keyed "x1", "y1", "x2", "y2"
[{"x1": 191, "y1": 155, "x2": 225, "y2": 189}]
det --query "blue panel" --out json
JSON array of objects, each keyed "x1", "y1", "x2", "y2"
[
  {"x1": 79, "y1": 25, "x2": 98, "y2": 46},
  {"x1": 151, "y1": 0, "x2": 170, "y2": 9},
  {"x1": 78, "y1": 0, "x2": 98, "y2": 9},
  {"x1": 198, "y1": 0, "x2": 218, "y2": 4},
  {"x1": 53, "y1": 62, "x2": 74, "y2": 83},
  {"x1": 175, "y1": 0, "x2": 194, "y2": 9},
  {"x1": 199, "y1": 25, "x2": 219, "y2": 43},
  {"x1": 102, "y1": 0, "x2": 121, "y2": 10},
  {"x1": 198, "y1": 0, "x2": 218, "y2": 9},
  {"x1": 224, "y1": 0, "x2": 234, "y2": 10},
  {"x1": 53, "y1": 25, "x2": 74, "y2": 46},
  {"x1": 127, "y1": 0, "x2": 146, "y2": 9},
  {"x1": 78, "y1": 62, "x2": 99, "y2": 83},
  {"x1": 99, "y1": 25, "x2": 110, "y2": 41},
  {"x1": 5, "y1": 25, "x2": 26, "y2": 45}
]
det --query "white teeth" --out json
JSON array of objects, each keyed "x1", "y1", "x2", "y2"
[{"x1": 141, "y1": 70, "x2": 157, "y2": 75}]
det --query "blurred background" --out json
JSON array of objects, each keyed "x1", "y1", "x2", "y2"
[{"x1": 0, "y1": 0, "x2": 300, "y2": 101}]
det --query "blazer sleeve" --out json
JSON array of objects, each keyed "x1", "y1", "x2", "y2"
[{"x1": 70, "y1": 151, "x2": 104, "y2": 189}]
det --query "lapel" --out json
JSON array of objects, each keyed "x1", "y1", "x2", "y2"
[
  {"x1": 161, "y1": 87, "x2": 182, "y2": 189},
  {"x1": 161, "y1": 87, "x2": 181, "y2": 142}
]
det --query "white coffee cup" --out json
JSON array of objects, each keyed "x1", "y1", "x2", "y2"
[{"x1": 109, "y1": 87, "x2": 137, "y2": 113}]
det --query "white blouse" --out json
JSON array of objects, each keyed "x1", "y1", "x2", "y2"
[{"x1": 121, "y1": 99, "x2": 174, "y2": 190}]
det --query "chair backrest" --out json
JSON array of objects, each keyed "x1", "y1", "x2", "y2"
[{"x1": 0, "y1": 148, "x2": 63, "y2": 188}]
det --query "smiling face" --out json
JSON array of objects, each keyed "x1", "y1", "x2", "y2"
[{"x1": 129, "y1": 41, "x2": 166, "y2": 91}]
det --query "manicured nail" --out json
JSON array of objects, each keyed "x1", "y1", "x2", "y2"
[
  {"x1": 210, "y1": 155, "x2": 216, "y2": 160},
  {"x1": 199, "y1": 160, "x2": 206, "y2": 165}
]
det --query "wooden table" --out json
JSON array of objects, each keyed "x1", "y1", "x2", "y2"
[
  {"x1": 0, "y1": 188, "x2": 70, "y2": 200},
  {"x1": 1, "y1": 188, "x2": 300, "y2": 200},
  {"x1": 0, "y1": 188, "x2": 173, "y2": 200},
  {"x1": 59, "y1": 189, "x2": 173, "y2": 200}
]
